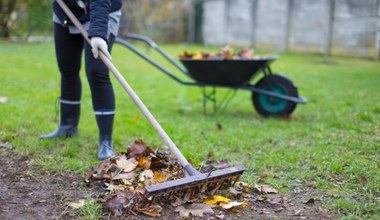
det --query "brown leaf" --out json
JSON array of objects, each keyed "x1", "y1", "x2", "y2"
[
  {"x1": 136, "y1": 205, "x2": 163, "y2": 217},
  {"x1": 359, "y1": 175, "x2": 368, "y2": 184},
  {"x1": 256, "y1": 174, "x2": 268, "y2": 183},
  {"x1": 152, "y1": 171, "x2": 169, "y2": 184},
  {"x1": 221, "y1": 201, "x2": 248, "y2": 210},
  {"x1": 210, "y1": 159, "x2": 230, "y2": 169},
  {"x1": 127, "y1": 139, "x2": 153, "y2": 158},
  {"x1": 237, "y1": 48, "x2": 254, "y2": 59},
  {"x1": 254, "y1": 184, "x2": 278, "y2": 194},
  {"x1": 104, "y1": 189, "x2": 137, "y2": 216},
  {"x1": 175, "y1": 203, "x2": 214, "y2": 218},
  {"x1": 137, "y1": 156, "x2": 151, "y2": 169},
  {"x1": 111, "y1": 171, "x2": 136, "y2": 183},
  {"x1": 150, "y1": 153, "x2": 169, "y2": 170},
  {"x1": 216, "y1": 123, "x2": 223, "y2": 130},
  {"x1": 139, "y1": 169, "x2": 154, "y2": 182},
  {"x1": 84, "y1": 167, "x2": 97, "y2": 183},
  {"x1": 104, "y1": 195, "x2": 124, "y2": 216},
  {"x1": 115, "y1": 155, "x2": 137, "y2": 172},
  {"x1": 221, "y1": 45, "x2": 234, "y2": 60},
  {"x1": 67, "y1": 199, "x2": 86, "y2": 209},
  {"x1": 179, "y1": 51, "x2": 193, "y2": 59}
]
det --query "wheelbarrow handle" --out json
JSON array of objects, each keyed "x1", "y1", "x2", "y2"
[
  {"x1": 119, "y1": 33, "x2": 190, "y2": 76},
  {"x1": 55, "y1": 0, "x2": 192, "y2": 171},
  {"x1": 123, "y1": 33, "x2": 158, "y2": 48}
]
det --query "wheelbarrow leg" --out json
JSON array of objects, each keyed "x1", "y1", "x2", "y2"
[
  {"x1": 202, "y1": 87, "x2": 216, "y2": 115},
  {"x1": 201, "y1": 87, "x2": 237, "y2": 115}
]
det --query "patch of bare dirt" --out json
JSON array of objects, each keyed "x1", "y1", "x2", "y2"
[
  {"x1": 0, "y1": 148, "x2": 88, "y2": 219},
  {"x1": 0, "y1": 148, "x2": 337, "y2": 219}
]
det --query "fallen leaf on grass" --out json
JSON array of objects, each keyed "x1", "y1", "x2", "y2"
[
  {"x1": 359, "y1": 175, "x2": 368, "y2": 184},
  {"x1": 0, "y1": 142, "x2": 12, "y2": 148},
  {"x1": 256, "y1": 174, "x2": 268, "y2": 183},
  {"x1": 175, "y1": 203, "x2": 214, "y2": 218},
  {"x1": 294, "y1": 209, "x2": 302, "y2": 216},
  {"x1": 132, "y1": 115, "x2": 141, "y2": 121},
  {"x1": 67, "y1": 199, "x2": 86, "y2": 209},
  {"x1": 204, "y1": 195, "x2": 230, "y2": 206},
  {"x1": 216, "y1": 123, "x2": 223, "y2": 130},
  {"x1": 210, "y1": 159, "x2": 230, "y2": 169},
  {"x1": 253, "y1": 183, "x2": 278, "y2": 194},
  {"x1": 204, "y1": 195, "x2": 247, "y2": 210},
  {"x1": 221, "y1": 201, "x2": 248, "y2": 209},
  {"x1": 0, "y1": 96, "x2": 7, "y2": 104}
]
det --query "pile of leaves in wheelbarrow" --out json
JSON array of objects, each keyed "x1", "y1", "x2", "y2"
[
  {"x1": 179, "y1": 45, "x2": 261, "y2": 60},
  {"x1": 83, "y1": 139, "x2": 277, "y2": 218}
]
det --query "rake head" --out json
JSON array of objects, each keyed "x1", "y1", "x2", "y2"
[{"x1": 145, "y1": 165, "x2": 245, "y2": 197}]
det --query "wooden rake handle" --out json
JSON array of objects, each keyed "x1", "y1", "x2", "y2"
[{"x1": 56, "y1": 0, "x2": 193, "y2": 172}]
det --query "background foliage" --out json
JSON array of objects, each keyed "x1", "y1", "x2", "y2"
[
  {"x1": 0, "y1": 0, "x2": 51, "y2": 38},
  {"x1": 120, "y1": 0, "x2": 190, "y2": 42},
  {"x1": 0, "y1": 0, "x2": 192, "y2": 42}
]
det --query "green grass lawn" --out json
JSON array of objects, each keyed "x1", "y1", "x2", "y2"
[{"x1": 0, "y1": 40, "x2": 379, "y2": 219}]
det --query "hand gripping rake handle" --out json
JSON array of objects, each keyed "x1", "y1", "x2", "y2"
[{"x1": 56, "y1": 0, "x2": 198, "y2": 175}]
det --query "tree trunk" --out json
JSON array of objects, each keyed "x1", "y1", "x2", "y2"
[{"x1": 0, "y1": 0, "x2": 18, "y2": 38}]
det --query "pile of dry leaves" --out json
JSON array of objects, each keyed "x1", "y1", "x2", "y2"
[
  {"x1": 84, "y1": 139, "x2": 277, "y2": 218},
  {"x1": 179, "y1": 45, "x2": 256, "y2": 60}
]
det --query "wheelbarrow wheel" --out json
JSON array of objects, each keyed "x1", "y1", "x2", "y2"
[{"x1": 252, "y1": 74, "x2": 298, "y2": 117}]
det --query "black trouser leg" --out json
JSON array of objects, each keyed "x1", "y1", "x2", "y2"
[
  {"x1": 84, "y1": 35, "x2": 116, "y2": 160},
  {"x1": 54, "y1": 23, "x2": 83, "y2": 102},
  {"x1": 40, "y1": 24, "x2": 83, "y2": 139}
]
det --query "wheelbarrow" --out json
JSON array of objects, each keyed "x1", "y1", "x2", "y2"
[{"x1": 115, "y1": 34, "x2": 307, "y2": 117}]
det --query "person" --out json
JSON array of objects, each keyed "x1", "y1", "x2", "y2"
[{"x1": 40, "y1": 0, "x2": 123, "y2": 160}]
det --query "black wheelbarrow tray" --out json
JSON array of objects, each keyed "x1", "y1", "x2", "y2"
[{"x1": 115, "y1": 34, "x2": 307, "y2": 116}]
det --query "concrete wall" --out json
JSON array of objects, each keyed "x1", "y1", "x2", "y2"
[
  {"x1": 288, "y1": 0, "x2": 331, "y2": 54},
  {"x1": 331, "y1": 0, "x2": 379, "y2": 58},
  {"x1": 202, "y1": 0, "x2": 380, "y2": 59},
  {"x1": 226, "y1": 0, "x2": 253, "y2": 45},
  {"x1": 254, "y1": 0, "x2": 289, "y2": 51},
  {"x1": 202, "y1": 0, "x2": 227, "y2": 45}
]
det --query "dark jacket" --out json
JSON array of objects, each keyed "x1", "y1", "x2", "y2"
[{"x1": 53, "y1": 0, "x2": 122, "y2": 40}]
